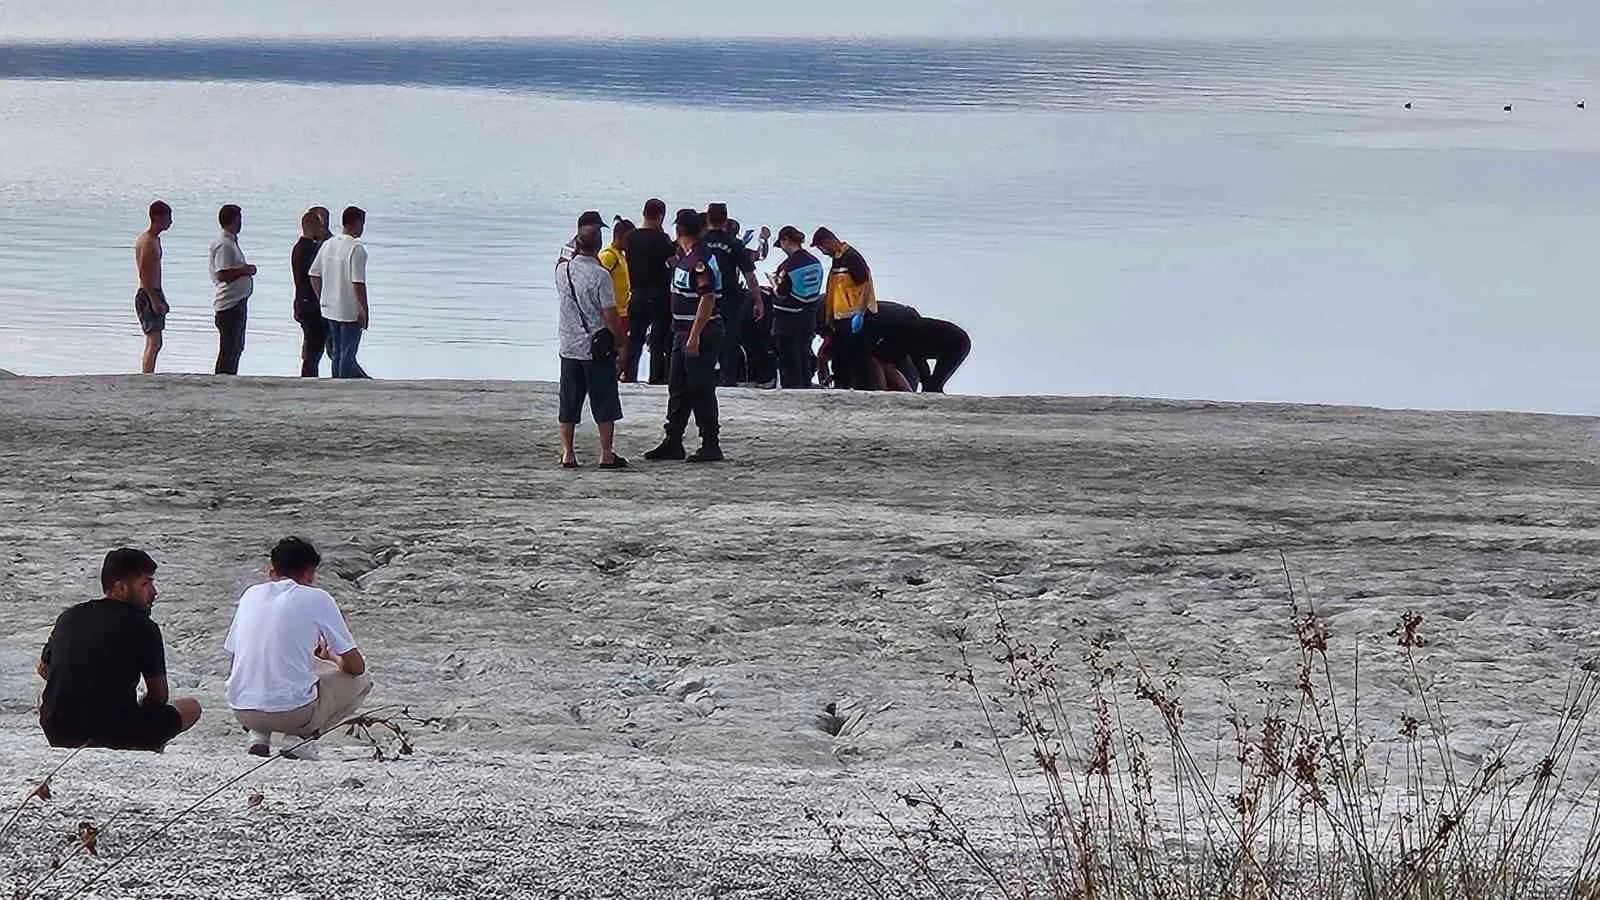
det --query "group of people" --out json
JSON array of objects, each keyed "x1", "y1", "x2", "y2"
[
  {"x1": 554, "y1": 199, "x2": 972, "y2": 466},
  {"x1": 37, "y1": 540, "x2": 372, "y2": 759},
  {"x1": 134, "y1": 201, "x2": 372, "y2": 378}
]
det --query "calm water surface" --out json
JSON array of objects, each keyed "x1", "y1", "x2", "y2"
[{"x1": 0, "y1": 38, "x2": 1597, "y2": 411}]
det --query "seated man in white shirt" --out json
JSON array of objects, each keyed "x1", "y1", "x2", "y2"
[{"x1": 224, "y1": 537, "x2": 372, "y2": 760}]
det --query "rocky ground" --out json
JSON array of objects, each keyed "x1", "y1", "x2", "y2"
[{"x1": 3, "y1": 376, "x2": 1599, "y2": 897}]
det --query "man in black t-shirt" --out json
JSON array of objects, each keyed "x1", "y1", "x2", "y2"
[
  {"x1": 37, "y1": 549, "x2": 203, "y2": 751},
  {"x1": 700, "y1": 203, "x2": 764, "y2": 387},
  {"x1": 624, "y1": 199, "x2": 680, "y2": 385}
]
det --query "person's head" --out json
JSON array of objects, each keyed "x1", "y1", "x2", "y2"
[
  {"x1": 342, "y1": 206, "x2": 366, "y2": 237},
  {"x1": 268, "y1": 536, "x2": 322, "y2": 585},
  {"x1": 643, "y1": 198, "x2": 666, "y2": 225},
  {"x1": 674, "y1": 208, "x2": 705, "y2": 243},
  {"x1": 300, "y1": 207, "x2": 328, "y2": 240},
  {"x1": 148, "y1": 200, "x2": 172, "y2": 234},
  {"x1": 574, "y1": 225, "x2": 603, "y2": 257},
  {"x1": 101, "y1": 548, "x2": 158, "y2": 610},
  {"x1": 811, "y1": 226, "x2": 842, "y2": 256},
  {"x1": 612, "y1": 218, "x2": 635, "y2": 247},
  {"x1": 706, "y1": 203, "x2": 729, "y2": 231},
  {"x1": 218, "y1": 204, "x2": 242, "y2": 235},
  {"x1": 577, "y1": 210, "x2": 606, "y2": 232},
  {"x1": 311, "y1": 206, "x2": 332, "y2": 239},
  {"x1": 777, "y1": 225, "x2": 806, "y2": 254}
]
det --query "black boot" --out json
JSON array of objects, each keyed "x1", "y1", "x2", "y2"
[
  {"x1": 645, "y1": 438, "x2": 686, "y2": 461},
  {"x1": 687, "y1": 442, "x2": 724, "y2": 464}
]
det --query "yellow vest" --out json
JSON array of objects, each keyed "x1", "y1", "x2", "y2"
[
  {"x1": 598, "y1": 246, "x2": 631, "y2": 317},
  {"x1": 824, "y1": 243, "x2": 878, "y2": 321}
]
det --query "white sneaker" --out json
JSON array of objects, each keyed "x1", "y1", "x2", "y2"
[
  {"x1": 283, "y1": 740, "x2": 320, "y2": 761},
  {"x1": 246, "y1": 731, "x2": 272, "y2": 758}
]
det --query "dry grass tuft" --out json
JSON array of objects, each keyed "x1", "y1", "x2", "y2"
[{"x1": 814, "y1": 558, "x2": 1600, "y2": 899}]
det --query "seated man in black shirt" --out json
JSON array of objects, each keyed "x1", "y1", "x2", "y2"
[{"x1": 37, "y1": 548, "x2": 202, "y2": 751}]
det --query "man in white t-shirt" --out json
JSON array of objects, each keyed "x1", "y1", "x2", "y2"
[
  {"x1": 209, "y1": 204, "x2": 257, "y2": 375},
  {"x1": 308, "y1": 206, "x2": 370, "y2": 379},
  {"x1": 224, "y1": 537, "x2": 372, "y2": 760}
]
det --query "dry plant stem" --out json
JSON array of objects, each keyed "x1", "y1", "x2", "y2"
[
  {"x1": 0, "y1": 744, "x2": 87, "y2": 843},
  {"x1": 16, "y1": 805, "x2": 129, "y2": 900},
  {"x1": 58, "y1": 707, "x2": 410, "y2": 900}
]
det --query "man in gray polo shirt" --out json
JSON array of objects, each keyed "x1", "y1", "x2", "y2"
[{"x1": 209, "y1": 204, "x2": 257, "y2": 375}]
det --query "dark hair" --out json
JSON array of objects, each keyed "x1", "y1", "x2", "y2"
[
  {"x1": 575, "y1": 226, "x2": 603, "y2": 255},
  {"x1": 811, "y1": 226, "x2": 838, "y2": 246},
  {"x1": 726, "y1": 219, "x2": 741, "y2": 236},
  {"x1": 149, "y1": 200, "x2": 172, "y2": 220},
  {"x1": 101, "y1": 548, "x2": 157, "y2": 593},
  {"x1": 218, "y1": 204, "x2": 242, "y2": 229},
  {"x1": 777, "y1": 225, "x2": 805, "y2": 245},
  {"x1": 643, "y1": 198, "x2": 666, "y2": 220},
  {"x1": 674, "y1": 208, "x2": 704, "y2": 237},
  {"x1": 613, "y1": 218, "x2": 636, "y2": 239},
  {"x1": 342, "y1": 206, "x2": 366, "y2": 229},
  {"x1": 706, "y1": 203, "x2": 729, "y2": 226},
  {"x1": 270, "y1": 536, "x2": 322, "y2": 577}
]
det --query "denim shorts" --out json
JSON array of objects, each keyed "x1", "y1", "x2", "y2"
[{"x1": 559, "y1": 357, "x2": 623, "y2": 425}]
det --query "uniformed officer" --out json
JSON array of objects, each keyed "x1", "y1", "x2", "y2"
[
  {"x1": 701, "y1": 203, "x2": 764, "y2": 387},
  {"x1": 645, "y1": 209, "x2": 727, "y2": 464}
]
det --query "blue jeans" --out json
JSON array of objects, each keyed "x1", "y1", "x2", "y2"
[{"x1": 326, "y1": 321, "x2": 369, "y2": 379}]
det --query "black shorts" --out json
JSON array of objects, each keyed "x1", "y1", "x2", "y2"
[
  {"x1": 559, "y1": 357, "x2": 623, "y2": 425},
  {"x1": 44, "y1": 703, "x2": 184, "y2": 752},
  {"x1": 134, "y1": 289, "x2": 167, "y2": 335}
]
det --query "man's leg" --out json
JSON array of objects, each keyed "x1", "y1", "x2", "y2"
[
  {"x1": 925, "y1": 331, "x2": 971, "y2": 394},
  {"x1": 717, "y1": 294, "x2": 745, "y2": 386},
  {"x1": 326, "y1": 322, "x2": 347, "y2": 378},
  {"x1": 648, "y1": 303, "x2": 673, "y2": 385},
  {"x1": 142, "y1": 333, "x2": 162, "y2": 375},
  {"x1": 647, "y1": 334, "x2": 691, "y2": 459},
  {"x1": 298, "y1": 660, "x2": 374, "y2": 738},
  {"x1": 558, "y1": 357, "x2": 584, "y2": 465},
  {"x1": 588, "y1": 360, "x2": 624, "y2": 464},
  {"x1": 623, "y1": 301, "x2": 649, "y2": 383},
  {"x1": 345, "y1": 325, "x2": 367, "y2": 378},
  {"x1": 215, "y1": 303, "x2": 247, "y2": 375},
  {"x1": 301, "y1": 314, "x2": 326, "y2": 377},
  {"x1": 687, "y1": 328, "x2": 722, "y2": 461}
]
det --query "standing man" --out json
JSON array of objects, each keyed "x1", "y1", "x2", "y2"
[
  {"x1": 701, "y1": 204, "x2": 764, "y2": 387},
  {"x1": 599, "y1": 218, "x2": 635, "y2": 364},
  {"x1": 210, "y1": 205, "x2": 256, "y2": 376},
  {"x1": 812, "y1": 227, "x2": 878, "y2": 390},
  {"x1": 291, "y1": 207, "x2": 332, "y2": 377},
  {"x1": 561, "y1": 210, "x2": 607, "y2": 263},
  {"x1": 645, "y1": 209, "x2": 725, "y2": 464},
  {"x1": 309, "y1": 207, "x2": 371, "y2": 379},
  {"x1": 133, "y1": 201, "x2": 173, "y2": 374},
  {"x1": 225, "y1": 537, "x2": 372, "y2": 760},
  {"x1": 624, "y1": 199, "x2": 677, "y2": 385},
  {"x1": 768, "y1": 226, "x2": 826, "y2": 389},
  {"x1": 556, "y1": 227, "x2": 627, "y2": 468},
  {"x1": 36, "y1": 548, "x2": 203, "y2": 752}
]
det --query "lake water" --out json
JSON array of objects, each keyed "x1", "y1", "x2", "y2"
[{"x1": 1, "y1": 37, "x2": 1598, "y2": 412}]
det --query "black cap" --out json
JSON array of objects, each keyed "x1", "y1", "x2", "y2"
[
  {"x1": 705, "y1": 202, "x2": 729, "y2": 224},
  {"x1": 577, "y1": 210, "x2": 607, "y2": 230},
  {"x1": 675, "y1": 208, "x2": 704, "y2": 234}
]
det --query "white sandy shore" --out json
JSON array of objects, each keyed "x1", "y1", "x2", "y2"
[{"x1": 3, "y1": 376, "x2": 1600, "y2": 897}]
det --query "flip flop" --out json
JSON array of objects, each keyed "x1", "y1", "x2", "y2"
[
  {"x1": 599, "y1": 456, "x2": 629, "y2": 470},
  {"x1": 561, "y1": 459, "x2": 580, "y2": 469}
]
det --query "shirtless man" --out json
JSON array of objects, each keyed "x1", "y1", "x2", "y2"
[{"x1": 134, "y1": 201, "x2": 173, "y2": 374}]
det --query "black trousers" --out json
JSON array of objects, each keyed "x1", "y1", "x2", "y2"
[
  {"x1": 628, "y1": 296, "x2": 673, "y2": 385},
  {"x1": 743, "y1": 309, "x2": 777, "y2": 385},
  {"x1": 920, "y1": 325, "x2": 972, "y2": 394},
  {"x1": 214, "y1": 300, "x2": 248, "y2": 375},
  {"x1": 830, "y1": 320, "x2": 873, "y2": 390},
  {"x1": 773, "y1": 315, "x2": 814, "y2": 389},
  {"x1": 717, "y1": 292, "x2": 750, "y2": 386},
  {"x1": 664, "y1": 326, "x2": 722, "y2": 445},
  {"x1": 297, "y1": 302, "x2": 327, "y2": 377}
]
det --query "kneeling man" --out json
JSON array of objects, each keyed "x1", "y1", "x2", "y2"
[
  {"x1": 38, "y1": 548, "x2": 203, "y2": 751},
  {"x1": 224, "y1": 537, "x2": 372, "y2": 760}
]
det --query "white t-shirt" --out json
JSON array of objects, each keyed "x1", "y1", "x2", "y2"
[
  {"x1": 208, "y1": 231, "x2": 253, "y2": 312},
  {"x1": 308, "y1": 233, "x2": 368, "y2": 323},
  {"x1": 224, "y1": 580, "x2": 359, "y2": 713}
]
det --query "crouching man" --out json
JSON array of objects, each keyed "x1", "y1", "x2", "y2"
[
  {"x1": 38, "y1": 548, "x2": 203, "y2": 752},
  {"x1": 224, "y1": 537, "x2": 372, "y2": 760}
]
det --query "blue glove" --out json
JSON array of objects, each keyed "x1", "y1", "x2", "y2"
[{"x1": 850, "y1": 311, "x2": 865, "y2": 334}]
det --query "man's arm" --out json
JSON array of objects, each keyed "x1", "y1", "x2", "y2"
[
  {"x1": 686, "y1": 292, "x2": 715, "y2": 355},
  {"x1": 215, "y1": 265, "x2": 255, "y2": 283},
  {"x1": 142, "y1": 675, "x2": 171, "y2": 708},
  {"x1": 351, "y1": 245, "x2": 370, "y2": 329},
  {"x1": 354, "y1": 283, "x2": 370, "y2": 329},
  {"x1": 36, "y1": 642, "x2": 49, "y2": 680},
  {"x1": 308, "y1": 276, "x2": 322, "y2": 299},
  {"x1": 743, "y1": 264, "x2": 764, "y2": 321}
]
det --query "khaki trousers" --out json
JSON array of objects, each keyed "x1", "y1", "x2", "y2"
[{"x1": 234, "y1": 660, "x2": 373, "y2": 738}]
